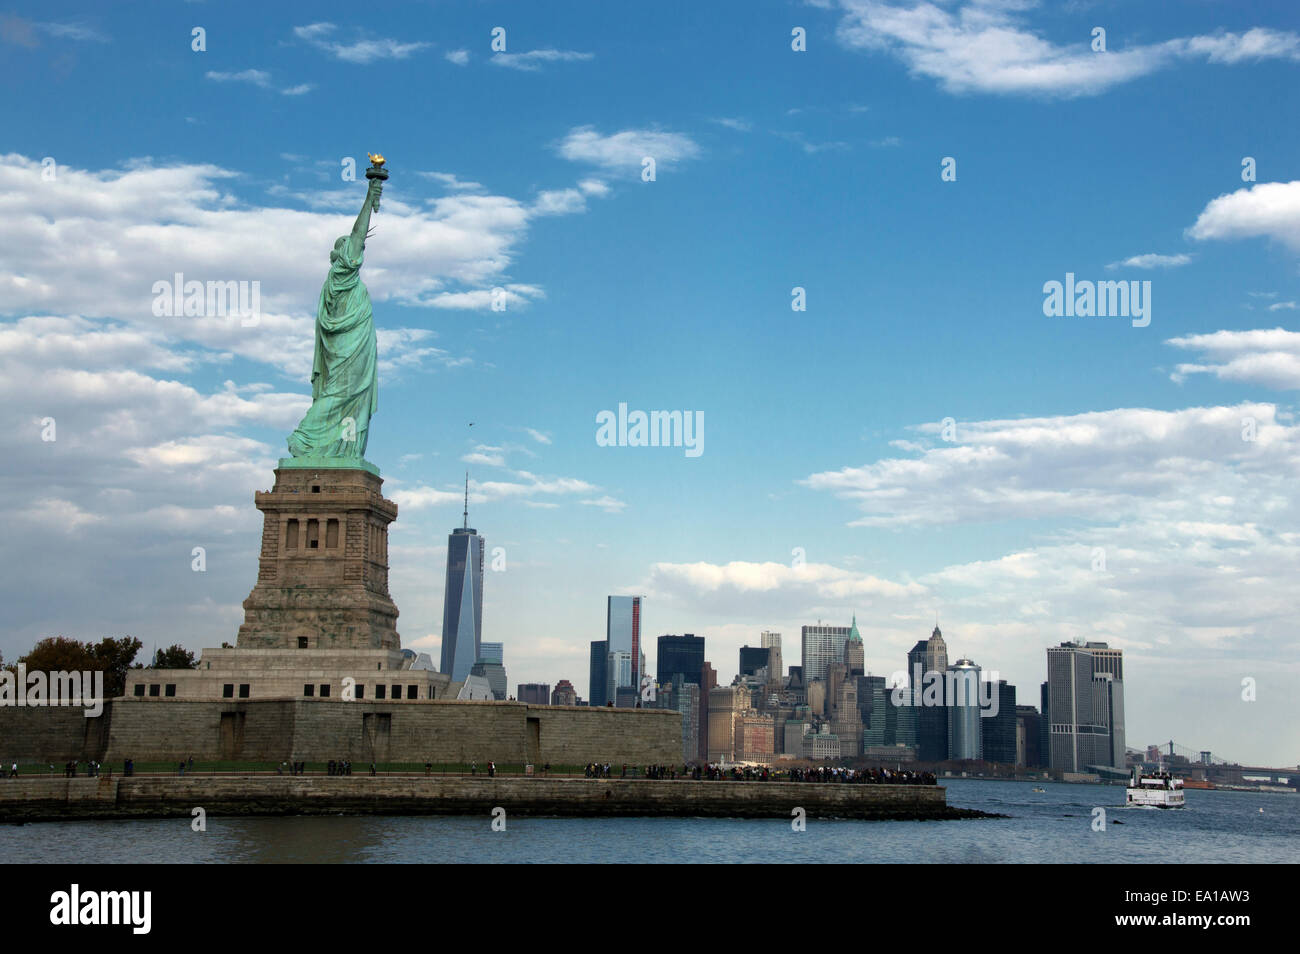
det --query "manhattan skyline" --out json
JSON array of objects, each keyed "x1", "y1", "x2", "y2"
[{"x1": 1, "y1": 1, "x2": 1298, "y2": 765}]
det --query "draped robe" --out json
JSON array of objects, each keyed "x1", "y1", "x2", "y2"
[{"x1": 286, "y1": 231, "x2": 379, "y2": 459}]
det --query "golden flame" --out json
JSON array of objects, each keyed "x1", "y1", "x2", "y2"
[{"x1": 367, "y1": 152, "x2": 386, "y2": 166}]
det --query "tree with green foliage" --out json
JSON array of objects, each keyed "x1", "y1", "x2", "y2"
[
  {"x1": 90, "y1": 636, "x2": 143, "y2": 697},
  {"x1": 16, "y1": 635, "x2": 142, "y2": 698},
  {"x1": 17, "y1": 636, "x2": 97, "y2": 673},
  {"x1": 151, "y1": 644, "x2": 198, "y2": 669}
]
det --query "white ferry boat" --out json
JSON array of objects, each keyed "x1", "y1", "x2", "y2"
[{"x1": 1126, "y1": 769, "x2": 1185, "y2": 808}]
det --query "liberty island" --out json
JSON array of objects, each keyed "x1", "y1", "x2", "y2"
[{"x1": 0, "y1": 157, "x2": 978, "y2": 823}]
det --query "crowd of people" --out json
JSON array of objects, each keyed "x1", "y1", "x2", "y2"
[
  {"x1": 781, "y1": 766, "x2": 936, "y2": 784},
  {"x1": 582, "y1": 762, "x2": 937, "y2": 784}
]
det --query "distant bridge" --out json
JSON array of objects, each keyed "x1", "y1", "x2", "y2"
[{"x1": 1137, "y1": 741, "x2": 1298, "y2": 785}]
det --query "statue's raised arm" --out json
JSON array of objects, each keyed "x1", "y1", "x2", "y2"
[{"x1": 346, "y1": 176, "x2": 383, "y2": 259}]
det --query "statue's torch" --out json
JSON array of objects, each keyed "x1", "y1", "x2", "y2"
[{"x1": 365, "y1": 152, "x2": 388, "y2": 212}]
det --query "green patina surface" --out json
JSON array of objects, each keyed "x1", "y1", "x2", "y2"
[
  {"x1": 285, "y1": 170, "x2": 386, "y2": 465},
  {"x1": 278, "y1": 456, "x2": 380, "y2": 476}
]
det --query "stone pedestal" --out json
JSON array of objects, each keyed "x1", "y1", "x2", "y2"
[{"x1": 236, "y1": 464, "x2": 400, "y2": 651}]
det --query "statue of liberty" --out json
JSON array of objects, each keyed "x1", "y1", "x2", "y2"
[{"x1": 286, "y1": 155, "x2": 388, "y2": 461}]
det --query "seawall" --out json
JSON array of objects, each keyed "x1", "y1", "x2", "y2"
[
  {"x1": 0, "y1": 776, "x2": 986, "y2": 823},
  {"x1": 0, "y1": 698, "x2": 682, "y2": 766}
]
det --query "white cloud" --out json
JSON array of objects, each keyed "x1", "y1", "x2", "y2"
[
  {"x1": 647, "y1": 560, "x2": 923, "y2": 601},
  {"x1": 1188, "y1": 181, "x2": 1300, "y2": 252},
  {"x1": 0, "y1": 153, "x2": 594, "y2": 356},
  {"x1": 833, "y1": 1, "x2": 1300, "y2": 97},
  {"x1": 525, "y1": 428, "x2": 552, "y2": 445},
  {"x1": 1167, "y1": 328, "x2": 1300, "y2": 390},
  {"x1": 36, "y1": 21, "x2": 108, "y2": 43},
  {"x1": 490, "y1": 49, "x2": 593, "y2": 71},
  {"x1": 773, "y1": 131, "x2": 850, "y2": 154},
  {"x1": 803, "y1": 403, "x2": 1294, "y2": 527},
  {"x1": 1106, "y1": 253, "x2": 1192, "y2": 270},
  {"x1": 557, "y1": 126, "x2": 701, "y2": 174},
  {"x1": 205, "y1": 69, "x2": 312, "y2": 96},
  {"x1": 415, "y1": 171, "x2": 484, "y2": 192},
  {"x1": 462, "y1": 444, "x2": 507, "y2": 468},
  {"x1": 445, "y1": 49, "x2": 469, "y2": 66},
  {"x1": 533, "y1": 188, "x2": 588, "y2": 216},
  {"x1": 392, "y1": 472, "x2": 601, "y2": 511},
  {"x1": 581, "y1": 496, "x2": 627, "y2": 513},
  {"x1": 293, "y1": 22, "x2": 430, "y2": 63}
]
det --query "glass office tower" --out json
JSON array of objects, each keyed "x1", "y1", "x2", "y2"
[
  {"x1": 606, "y1": 596, "x2": 642, "y2": 704},
  {"x1": 440, "y1": 484, "x2": 484, "y2": 682},
  {"x1": 657, "y1": 633, "x2": 705, "y2": 687},
  {"x1": 947, "y1": 659, "x2": 983, "y2": 761}
]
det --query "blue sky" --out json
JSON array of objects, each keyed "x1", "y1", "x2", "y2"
[{"x1": 2, "y1": 0, "x2": 1299, "y2": 765}]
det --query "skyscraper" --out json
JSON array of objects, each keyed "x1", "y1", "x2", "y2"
[
  {"x1": 801, "y1": 622, "x2": 852, "y2": 685},
  {"x1": 1017, "y1": 704, "x2": 1043, "y2": 768},
  {"x1": 551, "y1": 680, "x2": 577, "y2": 706},
  {"x1": 760, "y1": 631, "x2": 783, "y2": 683},
  {"x1": 984, "y1": 680, "x2": 1017, "y2": 764},
  {"x1": 907, "y1": 625, "x2": 949, "y2": 686},
  {"x1": 471, "y1": 641, "x2": 507, "y2": 699},
  {"x1": 699, "y1": 661, "x2": 717, "y2": 761},
  {"x1": 588, "y1": 640, "x2": 608, "y2": 707},
  {"x1": 908, "y1": 625, "x2": 951, "y2": 762},
  {"x1": 658, "y1": 674, "x2": 700, "y2": 763},
  {"x1": 946, "y1": 658, "x2": 983, "y2": 761},
  {"x1": 440, "y1": 475, "x2": 484, "y2": 681},
  {"x1": 845, "y1": 614, "x2": 864, "y2": 677},
  {"x1": 606, "y1": 596, "x2": 643, "y2": 704},
  {"x1": 657, "y1": 634, "x2": 705, "y2": 687},
  {"x1": 738, "y1": 645, "x2": 772, "y2": 679},
  {"x1": 1094, "y1": 671, "x2": 1126, "y2": 768},
  {"x1": 517, "y1": 683, "x2": 550, "y2": 705},
  {"x1": 1047, "y1": 641, "x2": 1125, "y2": 773}
]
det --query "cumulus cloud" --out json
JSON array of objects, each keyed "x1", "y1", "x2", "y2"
[
  {"x1": 1167, "y1": 328, "x2": 1300, "y2": 390},
  {"x1": 803, "y1": 403, "x2": 1295, "y2": 528},
  {"x1": 557, "y1": 126, "x2": 701, "y2": 174},
  {"x1": 1188, "y1": 181, "x2": 1300, "y2": 252},
  {"x1": 0, "y1": 154, "x2": 591, "y2": 352},
  {"x1": 833, "y1": 1, "x2": 1300, "y2": 97}
]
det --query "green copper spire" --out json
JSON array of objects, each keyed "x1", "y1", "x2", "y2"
[{"x1": 849, "y1": 612, "x2": 862, "y2": 643}]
